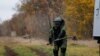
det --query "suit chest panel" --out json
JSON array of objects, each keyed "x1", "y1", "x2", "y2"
[{"x1": 53, "y1": 29, "x2": 61, "y2": 37}]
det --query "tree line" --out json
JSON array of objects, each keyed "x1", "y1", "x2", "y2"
[{"x1": 0, "y1": 0, "x2": 94, "y2": 39}]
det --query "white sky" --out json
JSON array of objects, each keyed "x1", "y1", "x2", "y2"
[{"x1": 0, "y1": 0, "x2": 20, "y2": 23}]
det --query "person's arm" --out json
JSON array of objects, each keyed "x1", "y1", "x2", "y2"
[
  {"x1": 48, "y1": 29, "x2": 54, "y2": 45},
  {"x1": 61, "y1": 30, "x2": 66, "y2": 38}
]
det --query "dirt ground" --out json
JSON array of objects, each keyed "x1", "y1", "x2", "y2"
[{"x1": 0, "y1": 37, "x2": 98, "y2": 47}]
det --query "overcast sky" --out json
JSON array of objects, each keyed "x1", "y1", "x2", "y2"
[{"x1": 0, "y1": 0, "x2": 20, "y2": 23}]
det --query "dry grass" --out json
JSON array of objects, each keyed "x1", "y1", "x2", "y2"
[
  {"x1": 68, "y1": 40, "x2": 98, "y2": 48},
  {"x1": 0, "y1": 37, "x2": 47, "y2": 46},
  {"x1": 0, "y1": 37, "x2": 99, "y2": 56}
]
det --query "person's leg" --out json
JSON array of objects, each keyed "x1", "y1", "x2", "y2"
[
  {"x1": 60, "y1": 47, "x2": 66, "y2": 56},
  {"x1": 60, "y1": 40, "x2": 67, "y2": 56},
  {"x1": 53, "y1": 45, "x2": 59, "y2": 56}
]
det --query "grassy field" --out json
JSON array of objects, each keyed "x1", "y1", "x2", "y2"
[
  {"x1": 68, "y1": 43, "x2": 99, "y2": 56},
  {"x1": 0, "y1": 37, "x2": 99, "y2": 56}
]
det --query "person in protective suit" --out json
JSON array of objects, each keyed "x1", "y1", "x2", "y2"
[{"x1": 48, "y1": 17, "x2": 67, "y2": 56}]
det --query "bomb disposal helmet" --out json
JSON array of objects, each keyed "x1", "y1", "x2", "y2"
[
  {"x1": 53, "y1": 16, "x2": 64, "y2": 26},
  {"x1": 53, "y1": 17, "x2": 63, "y2": 22}
]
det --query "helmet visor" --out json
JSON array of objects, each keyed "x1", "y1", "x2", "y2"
[{"x1": 53, "y1": 21, "x2": 61, "y2": 27}]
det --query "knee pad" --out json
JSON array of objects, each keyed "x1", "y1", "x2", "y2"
[
  {"x1": 53, "y1": 47, "x2": 59, "y2": 53},
  {"x1": 61, "y1": 48, "x2": 66, "y2": 53}
]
